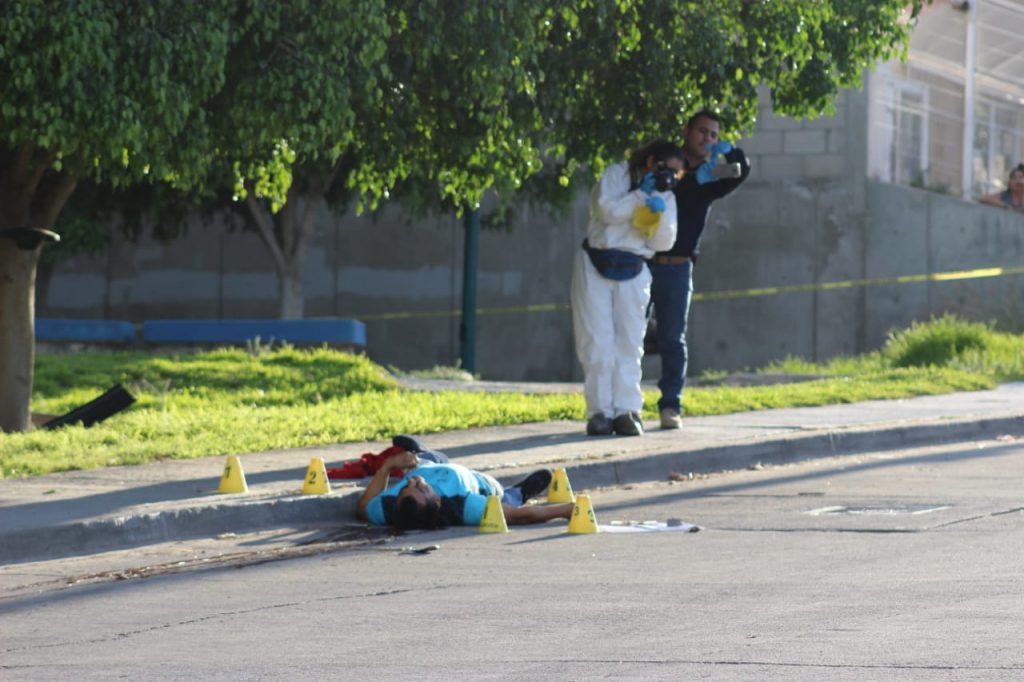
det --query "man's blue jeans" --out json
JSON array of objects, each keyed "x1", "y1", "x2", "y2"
[{"x1": 649, "y1": 260, "x2": 693, "y2": 412}]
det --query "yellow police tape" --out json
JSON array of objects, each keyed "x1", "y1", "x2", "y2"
[
  {"x1": 356, "y1": 265, "x2": 1024, "y2": 321},
  {"x1": 695, "y1": 265, "x2": 1023, "y2": 302}
]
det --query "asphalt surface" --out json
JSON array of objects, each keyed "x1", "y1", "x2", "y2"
[
  {"x1": 5, "y1": 438, "x2": 1024, "y2": 679},
  {"x1": 1, "y1": 383, "x2": 1022, "y2": 565}
]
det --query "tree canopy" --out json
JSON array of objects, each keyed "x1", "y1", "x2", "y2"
[{"x1": 3, "y1": 0, "x2": 925, "y2": 215}]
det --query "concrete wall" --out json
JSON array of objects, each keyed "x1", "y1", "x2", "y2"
[
  {"x1": 40, "y1": 196, "x2": 591, "y2": 382},
  {"x1": 39, "y1": 87, "x2": 1024, "y2": 381},
  {"x1": 863, "y1": 181, "x2": 1024, "y2": 344},
  {"x1": 690, "y1": 87, "x2": 871, "y2": 372}
]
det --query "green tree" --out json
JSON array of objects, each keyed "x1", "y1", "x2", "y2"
[
  {"x1": 0, "y1": 0, "x2": 390, "y2": 430},
  {"x1": 1, "y1": 2, "x2": 229, "y2": 432},
  {"x1": 533, "y1": 0, "x2": 924, "y2": 182},
  {"x1": 213, "y1": 0, "x2": 927, "y2": 319},
  {"x1": 0, "y1": 0, "x2": 924, "y2": 432},
  {"x1": 227, "y1": 0, "x2": 552, "y2": 319}
]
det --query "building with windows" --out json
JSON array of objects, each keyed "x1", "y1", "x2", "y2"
[
  {"x1": 869, "y1": 0, "x2": 1024, "y2": 199},
  {"x1": 688, "y1": 0, "x2": 1024, "y2": 375}
]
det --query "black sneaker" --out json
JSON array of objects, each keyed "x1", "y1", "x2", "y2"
[
  {"x1": 508, "y1": 468, "x2": 553, "y2": 503},
  {"x1": 586, "y1": 413, "x2": 614, "y2": 436},
  {"x1": 612, "y1": 412, "x2": 644, "y2": 436},
  {"x1": 392, "y1": 434, "x2": 425, "y2": 452}
]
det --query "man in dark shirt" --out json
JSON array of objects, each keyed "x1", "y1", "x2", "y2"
[{"x1": 649, "y1": 109, "x2": 751, "y2": 429}]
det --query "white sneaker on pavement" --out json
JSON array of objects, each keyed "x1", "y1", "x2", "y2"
[{"x1": 660, "y1": 408, "x2": 682, "y2": 430}]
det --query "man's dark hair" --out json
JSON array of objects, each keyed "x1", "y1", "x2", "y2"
[
  {"x1": 685, "y1": 108, "x2": 723, "y2": 130},
  {"x1": 394, "y1": 496, "x2": 443, "y2": 531}
]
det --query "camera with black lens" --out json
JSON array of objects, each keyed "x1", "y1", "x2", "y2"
[{"x1": 654, "y1": 166, "x2": 682, "y2": 192}]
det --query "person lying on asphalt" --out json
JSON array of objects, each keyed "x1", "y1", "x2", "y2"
[{"x1": 356, "y1": 449, "x2": 572, "y2": 530}]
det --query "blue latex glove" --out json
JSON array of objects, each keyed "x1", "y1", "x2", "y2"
[
  {"x1": 644, "y1": 195, "x2": 666, "y2": 213},
  {"x1": 638, "y1": 172, "x2": 656, "y2": 195},
  {"x1": 708, "y1": 141, "x2": 733, "y2": 157},
  {"x1": 695, "y1": 161, "x2": 718, "y2": 185}
]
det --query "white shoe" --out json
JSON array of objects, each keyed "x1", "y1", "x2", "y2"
[{"x1": 660, "y1": 408, "x2": 682, "y2": 430}]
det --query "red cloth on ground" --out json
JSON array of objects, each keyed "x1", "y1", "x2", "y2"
[{"x1": 327, "y1": 445, "x2": 407, "y2": 480}]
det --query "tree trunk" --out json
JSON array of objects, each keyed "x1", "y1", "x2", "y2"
[
  {"x1": 244, "y1": 191, "x2": 318, "y2": 321},
  {"x1": 0, "y1": 241, "x2": 38, "y2": 433},
  {"x1": 278, "y1": 264, "x2": 304, "y2": 320},
  {"x1": 0, "y1": 141, "x2": 78, "y2": 431}
]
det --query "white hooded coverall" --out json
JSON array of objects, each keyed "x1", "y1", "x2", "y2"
[{"x1": 571, "y1": 161, "x2": 678, "y2": 419}]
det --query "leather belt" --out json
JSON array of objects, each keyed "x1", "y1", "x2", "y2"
[{"x1": 651, "y1": 255, "x2": 691, "y2": 264}]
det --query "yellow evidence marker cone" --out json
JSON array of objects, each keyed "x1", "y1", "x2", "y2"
[
  {"x1": 218, "y1": 455, "x2": 249, "y2": 494},
  {"x1": 567, "y1": 494, "x2": 599, "y2": 534},
  {"x1": 547, "y1": 467, "x2": 575, "y2": 503},
  {"x1": 302, "y1": 457, "x2": 331, "y2": 494},
  {"x1": 479, "y1": 494, "x2": 509, "y2": 533}
]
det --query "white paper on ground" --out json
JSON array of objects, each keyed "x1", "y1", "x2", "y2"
[{"x1": 598, "y1": 521, "x2": 700, "y2": 533}]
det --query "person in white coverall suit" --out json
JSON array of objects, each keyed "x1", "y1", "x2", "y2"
[{"x1": 571, "y1": 140, "x2": 682, "y2": 436}]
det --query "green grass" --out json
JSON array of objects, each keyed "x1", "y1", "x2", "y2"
[
  {"x1": 2, "y1": 316, "x2": 1023, "y2": 479},
  {"x1": 766, "y1": 314, "x2": 1024, "y2": 380}
]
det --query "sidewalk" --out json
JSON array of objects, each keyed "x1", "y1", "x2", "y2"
[{"x1": 2, "y1": 383, "x2": 1022, "y2": 564}]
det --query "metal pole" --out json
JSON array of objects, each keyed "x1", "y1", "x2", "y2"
[
  {"x1": 459, "y1": 205, "x2": 480, "y2": 374},
  {"x1": 961, "y1": 0, "x2": 978, "y2": 200}
]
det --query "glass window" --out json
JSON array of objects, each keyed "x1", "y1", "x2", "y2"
[
  {"x1": 974, "y1": 100, "x2": 992, "y2": 195},
  {"x1": 974, "y1": 96, "x2": 1024, "y2": 195},
  {"x1": 888, "y1": 83, "x2": 930, "y2": 187}
]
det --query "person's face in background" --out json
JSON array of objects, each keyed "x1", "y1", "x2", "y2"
[
  {"x1": 682, "y1": 115, "x2": 720, "y2": 163},
  {"x1": 1009, "y1": 168, "x2": 1024, "y2": 194}
]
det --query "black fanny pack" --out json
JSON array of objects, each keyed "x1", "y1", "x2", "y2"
[{"x1": 582, "y1": 239, "x2": 645, "y2": 281}]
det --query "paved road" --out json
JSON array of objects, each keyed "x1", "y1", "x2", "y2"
[{"x1": 3, "y1": 436, "x2": 1024, "y2": 680}]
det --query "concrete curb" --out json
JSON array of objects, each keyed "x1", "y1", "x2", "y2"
[
  {"x1": 4, "y1": 412, "x2": 1021, "y2": 565},
  {"x1": 2, "y1": 494, "x2": 358, "y2": 565},
  {"x1": 566, "y1": 413, "x2": 1024, "y2": 490}
]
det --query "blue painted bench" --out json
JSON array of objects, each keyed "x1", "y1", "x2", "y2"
[
  {"x1": 141, "y1": 319, "x2": 366, "y2": 348},
  {"x1": 36, "y1": 319, "x2": 137, "y2": 344}
]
